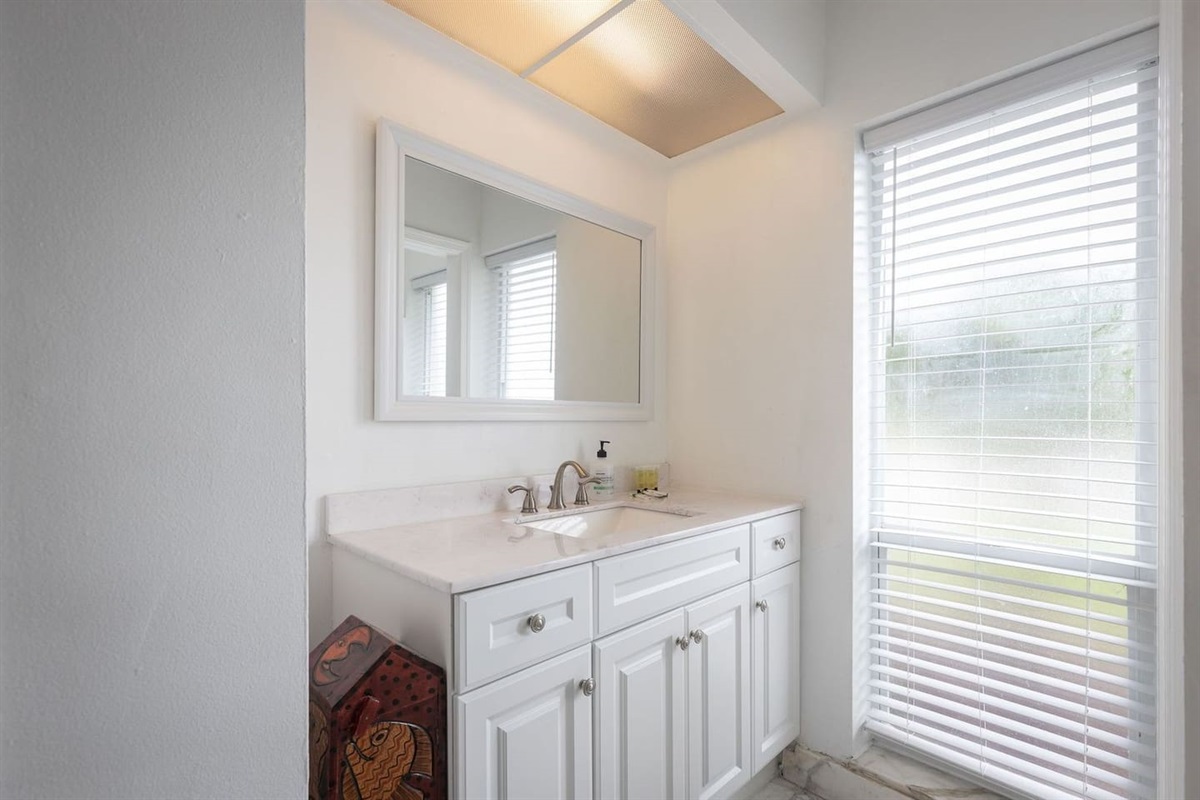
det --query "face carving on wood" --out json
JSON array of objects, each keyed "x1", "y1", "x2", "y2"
[
  {"x1": 313, "y1": 625, "x2": 373, "y2": 686},
  {"x1": 341, "y1": 721, "x2": 434, "y2": 800}
]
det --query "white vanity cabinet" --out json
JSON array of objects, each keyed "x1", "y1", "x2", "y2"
[
  {"x1": 593, "y1": 610, "x2": 687, "y2": 799},
  {"x1": 751, "y1": 561, "x2": 801, "y2": 772},
  {"x1": 686, "y1": 584, "x2": 753, "y2": 800},
  {"x1": 330, "y1": 504, "x2": 802, "y2": 800},
  {"x1": 591, "y1": 583, "x2": 755, "y2": 800},
  {"x1": 456, "y1": 645, "x2": 594, "y2": 799}
]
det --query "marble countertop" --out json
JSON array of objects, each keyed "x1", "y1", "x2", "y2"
[{"x1": 327, "y1": 488, "x2": 803, "y2": 594}]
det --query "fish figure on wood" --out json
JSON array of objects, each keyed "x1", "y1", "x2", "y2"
[{"x1": 341, "y1": 720, "x2": 434, "y2": 800}]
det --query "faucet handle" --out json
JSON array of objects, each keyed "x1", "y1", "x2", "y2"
[
  {"x1": 574, "y1": 475, "x2": 601, "y2": 506},
  {"x1": 507, "y1": 484, "x2": 539, "y2": 515}
]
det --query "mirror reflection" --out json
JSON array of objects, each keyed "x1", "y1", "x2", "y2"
[{"x1": 403, "y1": 157, "x2": 641, "y2": 403}]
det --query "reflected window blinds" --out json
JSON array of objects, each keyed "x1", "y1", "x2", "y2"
[
  {"x1": 421, "y1": 281, "x2": 448, "y2": 397},
  {"x1": 408, "y1": 269, "x2": 448, "y2": 397},
  {"x1": 486, "y1": 238, "x2": 557, "y2": 401},
  {"x1": 863, "y1": 30, "x2": 1160, "y2": 800}
]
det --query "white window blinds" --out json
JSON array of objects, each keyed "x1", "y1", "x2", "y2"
[
  {"x1": 863, "y1": 30, "x2": 1159, "y2": 800},
  {"x1": 486, "y1": 238, "x2": 557, "y2": 401},
  {"x1": 421, "y1": 281, "x2": 448, "y2": 397},
  {"x1": 407, "y1": 269, "x2": 448, "y2": 397}
]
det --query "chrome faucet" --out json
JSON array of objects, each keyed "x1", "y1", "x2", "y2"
[
  {"x1": 507, "y1": 483, "x2": 539, "y2": 514},
  {"x1": 548, "y1": 460, "x2": 598, "y2": 510}
]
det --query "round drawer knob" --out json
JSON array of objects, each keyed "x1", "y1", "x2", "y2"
[
  {"x1": 675, "y1": 636, "x2": 690, "y2": 651},
  {"x1": 528, "y1": 613, "x2": 546, "y2": 633},
  {"x1": 579, "y1": 678, "x2": 595, "y2": 697},
  {"x1": 773, "y1": 537, "x2": 787, "y2": 550},
  {"x1": 690, "y1": 629, "x2": 704, "y2": 644},
  {"x1": 756, "y1": 599, "x2": 769, "y2": 612}
]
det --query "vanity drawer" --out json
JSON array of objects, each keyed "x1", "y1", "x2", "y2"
[
  {"x1": 595, "y1": 525, "x2": 750, "y2": 635},
  {"x1": 752, "y1": 511, "x2": 801, "y2": 577},
  {"x1": 455, "y1": 564, "x2": 593, "y2": 692}
]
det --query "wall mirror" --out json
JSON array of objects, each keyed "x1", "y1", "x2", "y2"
[{"x1": 375, "y1": 121, "x2": 655, "y2": 421}]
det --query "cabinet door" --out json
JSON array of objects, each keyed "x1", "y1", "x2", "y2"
[
  {"x1": 685, "y1": 584, "x2": 752, "y2": 800},
  {"x1": 594, "y1": 610, "x2": 687, "y2": 800},
  {"x1": 456, "y1": 645, "x2": 592, "y2": 800},
  {"x1": 751, "y1": 565, "x2": 800, "y2": 772}
]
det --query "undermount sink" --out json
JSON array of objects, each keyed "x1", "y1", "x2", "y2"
[{"x1": 515, "y1": 504, "x2": 695, "y2": 538}]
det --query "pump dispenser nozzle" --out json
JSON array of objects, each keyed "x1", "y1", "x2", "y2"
[{"x1": 591, "y1": 441, "x2": 614, "y2": 499}]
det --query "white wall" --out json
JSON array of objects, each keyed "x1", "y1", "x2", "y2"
[
  {"x1": 665, "y1": 0, "x2": 1157, "y2": 759},
  {"x1": 306, "y1": 0, "x2": 670, "y2": 643},
  {"x1": 0, "y1": 1, "x2": 307, "y2": 797},
  {"x1": 555, "y1": 217, "x2": 642, "y2": 403},
  {"x1": 1181, "y1": 2, "x2": 1199, "y2": 796},
  {"x1": 716, "y1": 0, "x2": 826, "y2": 103}
]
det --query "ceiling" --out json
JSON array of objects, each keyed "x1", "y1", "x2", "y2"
[{"x1": 385, "y1": 0, "x2": 786, "y2": 157}]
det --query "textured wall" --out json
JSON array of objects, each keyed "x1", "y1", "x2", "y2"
[{"x1": 0, "y1": 1, "x2": 307, "y2": 796}]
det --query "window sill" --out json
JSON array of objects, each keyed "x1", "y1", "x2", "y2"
[{"x1": 781, "y1": 743, "x2": 1008, "y2": 800}]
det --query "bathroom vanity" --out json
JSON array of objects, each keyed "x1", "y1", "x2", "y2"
[{"x1": 328, "y1": 483, "x2": 802, "y2": 800}]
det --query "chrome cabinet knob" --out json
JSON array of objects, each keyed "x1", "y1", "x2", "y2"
[
  {"x1": 528, "y1": 613, "x2": 546, "y2": 633},
  {"x1": 756, "y1": 599, "x2": 769, "y2": 612},
  {"x1": 773, "y1": 537, "x2": 787, "y2": 550},
  {"x1": 580, "y1": 677, "x2": 595, "y2": 696},
  {"x1": 690, "y1": 629, "x2": 704, "y2": 644},
  {"x1": 675, "y1": 636, "x2": 690, "y2": 651}
]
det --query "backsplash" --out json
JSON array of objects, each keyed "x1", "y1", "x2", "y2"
[{"x1": 326, "y1": 463, "x2": 669, "y2": 535}]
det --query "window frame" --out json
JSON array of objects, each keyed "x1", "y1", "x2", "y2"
[
  {"x1": 488, "y1": 238, "x2": 558, "y2": 402},
  {"x1": 853, "y1": 26, "x2": 1181, "y2": 800}
]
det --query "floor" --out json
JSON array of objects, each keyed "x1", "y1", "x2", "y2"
[{"x1": 752, "y1": 777, "x2": 820, "y2": 800}]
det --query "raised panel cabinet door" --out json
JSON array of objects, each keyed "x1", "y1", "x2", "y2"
[
  {"x1": 455, "y1": 645, "x2": 593, "y2": 800},
  {"x1": 594, "y1": 610, "x2": 687, "y2": 800},
  {"x1": 685, "y1": 584, "x2": 752, "y2": 800},
  {"x1": 751, "y1": 565, "x2": 801, "y2": 773}
]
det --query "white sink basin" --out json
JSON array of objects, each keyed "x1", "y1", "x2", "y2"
[{"x1": 516, "y1": 504, "x2": 694, "y2": 539}]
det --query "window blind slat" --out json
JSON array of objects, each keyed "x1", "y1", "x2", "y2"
[
  {"x1": 870, "y1": 79, "x2": 1159, "y2": 174},
  {"x1": 868, "y1": 621, "x2": 1154, "y2": 697},
  {"x1": 864, "y1": 34, "x2": 1159, "y2": 800},
  {"x1": 488, "y1": 238, "x2": 556, "y2": 400},
  {"x1": 867, "y1": 675, "x2": 1157, "y2": 773},
  {"x1": 868, "y1": 647, "x2": 1155, "y2": 735}
]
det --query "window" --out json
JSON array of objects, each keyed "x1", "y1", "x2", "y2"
[
  {"x1": 407, "y1": 269, "x2": 448, "y2": 397},
  {"x1": 487, "y1": 238, "x2": 557, "y2": 401},
  {"x1": 862, "y1": 31, "x2": 1160, "y2": 800},
  {"x1": 421, "y1": 281, "x2": 448, "y2": 397}
]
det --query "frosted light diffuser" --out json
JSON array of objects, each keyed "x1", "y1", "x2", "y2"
[
  {"x1": 527, "y1": 0, "x2": 782, "y2": 157},
  {"x1": 386, "y1": 0, "x2": 621, "y2": 74},
  {"x1": 385, "y1": 0, "x2": 784, "y2": 157}
]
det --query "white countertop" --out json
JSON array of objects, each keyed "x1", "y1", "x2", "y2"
[{"x1": 327, "y1": 488, "x2": 803, "y2": 594}]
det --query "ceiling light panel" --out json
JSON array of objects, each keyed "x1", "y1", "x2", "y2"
[
  {"x1": 386, "y1": 0, "x2": 621, "y2": 74},
  {"x1": 525, "y1": 0, "x2": 783, "y2": 157}
]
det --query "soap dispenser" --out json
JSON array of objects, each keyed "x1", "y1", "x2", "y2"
[{"x1": 591, "y1": 440, "x2": 615, "y2": 499}]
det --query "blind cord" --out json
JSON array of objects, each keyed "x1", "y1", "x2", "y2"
[{"x1": 890, "y1": 147, "x2": 899, "y2": 346}]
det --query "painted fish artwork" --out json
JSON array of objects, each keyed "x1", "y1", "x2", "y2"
[
  {"x1": 341, "y1": 720, "x2": 434, "y2": 800},
  {"x1": 309, "y1": 616, "x2": 447, "y2": 800}
]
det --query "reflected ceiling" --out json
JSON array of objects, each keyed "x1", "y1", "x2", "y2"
[{"x1": 386, "y1": 0, "x2": 784, "y2": 157}]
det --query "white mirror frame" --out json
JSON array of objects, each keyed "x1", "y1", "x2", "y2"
[{"x1": 375, "y1": 119, "x2": 656, "y2": 422}]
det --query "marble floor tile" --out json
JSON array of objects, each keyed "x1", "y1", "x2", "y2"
[{"x1": 751, "y1": 777, "x2": 820, "y2": 800}]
